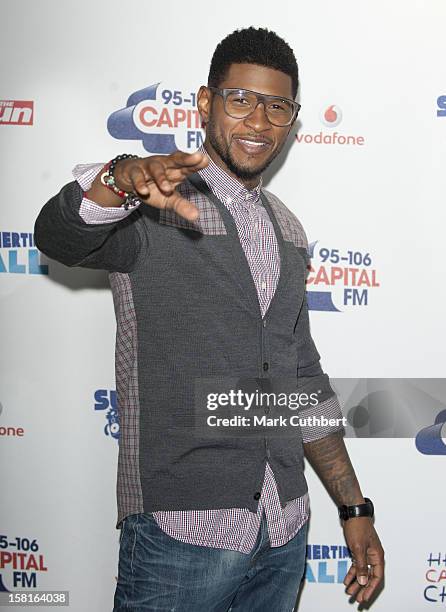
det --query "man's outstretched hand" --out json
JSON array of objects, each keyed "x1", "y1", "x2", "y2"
[
  {"x1": 114, "y1": 150, "x2": 209, "y2": 221},
  {"x1": 342, "y1": 517, "x2": 385, "y2": 605}
]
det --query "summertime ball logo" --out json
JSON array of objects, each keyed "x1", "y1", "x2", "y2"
[
  {"x1": 107, "y1": 83, "x2": 204, "y2": 154},
  {"x1": 0, "y1": 231, "x2": 48, "y2": 275},
  {"x1": 305, "y1": 543, "x2": 351, "y2": 584},
  {"x1": 94, "y1": 390, "x2": 120, "y2": 443},
  {"x1": 306, "y1": 241, "x2": 380, "y2": 312}
]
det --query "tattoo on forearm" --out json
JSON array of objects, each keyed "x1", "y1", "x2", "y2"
[{"x1": 303, "y1": 432, "x2": 364, "y2": 506}]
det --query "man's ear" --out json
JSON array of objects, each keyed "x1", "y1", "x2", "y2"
[{"x1": 197, "y1": 85, "x2": 211, "y2": 127}]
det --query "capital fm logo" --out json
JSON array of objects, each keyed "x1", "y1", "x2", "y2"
[
  {"x1": 0, "y1": 533, "x2": 48, "y2": 592},
  {"x1": 107, "y1": 83, "x2": 204, "y2": 153},
  {"x1": 94, "y1": 390, "x2": 120, "y2": 443},
  {"x1": 296, "y1": 104, "x2": 364, "y2": 146},
  {"x1": 306, "y1": 241, "x2": 380, "y2": 312},
  {"x1": 0, "y1": 100, "x2": 34, "y2": 126},
  {"x1": 437, "y1": 96, "x2": 446, "y2": 117},
  {"x1": 415, "y1": 409, "x2": 446, "y2": 455},
  {"x1": 0, "y1": 231, "x2": 48, "y2": 275}
]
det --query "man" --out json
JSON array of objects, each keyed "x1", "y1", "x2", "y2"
[{"x1": 35, "y1": 27, "x2": 384, "y2": 612}]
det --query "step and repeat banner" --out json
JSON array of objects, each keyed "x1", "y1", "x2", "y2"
[{"x1": 1, "y1": 1, "x2": 445, "y2": 610}]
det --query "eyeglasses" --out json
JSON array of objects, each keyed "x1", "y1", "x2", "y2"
[{"x1": 208, "y1": 87, "x2": 301, "y2": 127}]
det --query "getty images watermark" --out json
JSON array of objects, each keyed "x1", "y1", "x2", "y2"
[
  {"x1": 194, "y1": 378, "x2": 446, "y2": 442},
  {"x1": 194, "y1": 377, "x2": 347, "y2": 438}
]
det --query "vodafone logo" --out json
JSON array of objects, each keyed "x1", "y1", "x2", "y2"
[
  {"x1": 0, "y1": 403, "x2": 24, "y2": 437},
  {"x1": 295, "y1": 102, "x2": 364, "y2": 146},
  {"x1": 320, "y1": 105, "x2": 343, "y2": 127}
]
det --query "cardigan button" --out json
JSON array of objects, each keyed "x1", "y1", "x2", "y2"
[
  {"x1": 253, "y1": 492, "x2": 261, "y2": 500},
  {"x1": 263, "y1": 362, "x2": 269, "y2": 371}
]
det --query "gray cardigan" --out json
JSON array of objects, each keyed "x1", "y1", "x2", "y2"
[{"x1": 34, "y1": 173, "x2": 344, "y2": 528}]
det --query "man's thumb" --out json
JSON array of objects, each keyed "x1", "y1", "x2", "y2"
[{"x1": 356, "y1": 560, "x2": 369, "y2": 586}]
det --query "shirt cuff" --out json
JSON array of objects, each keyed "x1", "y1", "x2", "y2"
[
  {"x1": 72, "y1": 163, "x2": 105, "y2": 191},
  {"x1": 72, "y1": 162, "x2": 141, "y2": 225},
  {"x1": 300, "y1": 394, "x2": 346, "y2": 443}
]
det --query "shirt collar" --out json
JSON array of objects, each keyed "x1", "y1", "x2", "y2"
[{"x1": 197, "y1": 144, "x2": 263, "y2": 208}]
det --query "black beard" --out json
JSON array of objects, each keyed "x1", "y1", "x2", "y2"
[{"x1": 207, "y1": 120, "x2": 276, "y2": 181}]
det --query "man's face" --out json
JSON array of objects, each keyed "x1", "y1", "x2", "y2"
[{"x1": 198, "y1": 63, "x2": 295, "y2": 184}]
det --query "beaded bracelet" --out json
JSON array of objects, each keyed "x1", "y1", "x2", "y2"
[{"x1": 100, "y1": 153, "x2": 141, "y2": 210}]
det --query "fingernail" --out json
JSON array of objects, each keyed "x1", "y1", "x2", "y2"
[{"x1": 358, "y1": 576, "x2": 368, "y2": 586}]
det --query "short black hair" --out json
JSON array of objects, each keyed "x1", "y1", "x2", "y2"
[{"x1": 208, "y1": 27, "x2": 299, "y2": 99}]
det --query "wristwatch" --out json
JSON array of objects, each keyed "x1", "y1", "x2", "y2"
[{"x1": 338, "y1": 497, "x2": 374, "y2": 521}]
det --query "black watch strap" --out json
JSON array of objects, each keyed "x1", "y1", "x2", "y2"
[{"x1": 338, "y1": 497, "x2": 374, "y2": 521}]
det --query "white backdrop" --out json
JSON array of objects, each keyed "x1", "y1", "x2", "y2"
[{"x1": 1, "y1": 1, "x2": 445, "y2": 610}]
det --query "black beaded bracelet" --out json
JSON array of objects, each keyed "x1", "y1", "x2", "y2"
[
  {"x1": 108, "y1": 153, "x2": 139, "y2": 176},
  {"x1": 101, "y1": 153, "x2": 141, "y2": 210}
]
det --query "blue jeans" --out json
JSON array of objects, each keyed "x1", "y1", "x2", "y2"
[{"x1": 113, "y1": 510, "x2": 308, "y2": 612}]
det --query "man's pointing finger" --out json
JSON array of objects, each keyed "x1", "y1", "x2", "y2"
[
  {"x1": 166, "y1": 192, "x2": 200, "y2": 222},
  {"x1": 170, "y1": 150, "x2": 209, "y2": 169}
]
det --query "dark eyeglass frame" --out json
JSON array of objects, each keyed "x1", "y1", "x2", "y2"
[{"x1": 208, "y1": 86, "x2": 301, "y2": 127}]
